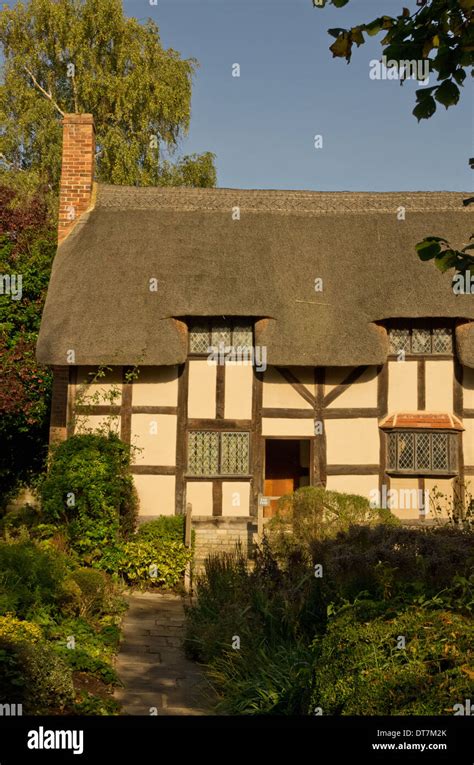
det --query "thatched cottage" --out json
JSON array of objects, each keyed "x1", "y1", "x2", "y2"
[{"x1": 37, "y1": 114, "x2": 474, "y2": 552}]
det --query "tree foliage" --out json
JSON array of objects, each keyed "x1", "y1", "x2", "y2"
[
  {"x1": 0, "y1": 178, "x2": 55, "y2": 502},
  {"x1": 0, "y1": 0, "x2": 216, "y2": 187},
  {"x1": 314, "y1": 0, "x2": 474, "y2": 120}
]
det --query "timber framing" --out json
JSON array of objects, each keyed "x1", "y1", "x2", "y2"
[{"x1": 175, "y1": 361, "x2": 189, "y2": 515}]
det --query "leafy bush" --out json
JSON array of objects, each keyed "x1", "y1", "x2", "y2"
[
  {"x1": 136, "y1": 515, "x2": 184, "y2": 544},
  {"x1": 185, "y1": 519, "x2": 474, "y2": 716},
  {"x1": 267, "y1": 486, "x2": 399, "y2": 554},
  {"x1": 310, "y1": 524, "x2": 474, "y2": 604},
  {"x1": 101, "y1": 538, "x2": 192, "y2": 589},
  {"x1": 39, "y1": 433, "x2": 138, "y2": 563},
  {"x1": 63, "y1": 568, "x2": 114, "y2": 619},
  {"x1": 0, "y1": 636, "x2": 74, "y2": 713},
  {"x1": 310, "y1": 605, "x2": 473, "y2": 715},
  {"x1": 0, "y1": 615, "x2": 42, "y2": 644},
  {"x1": 0, "y1": 538, "x2": 68, "y2": 618}
]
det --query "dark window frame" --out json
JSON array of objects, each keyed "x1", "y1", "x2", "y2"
[
  {"x1": 187, "y1": 317, "x2": 255, "y2": 357},
  {"x1": 186, "y1": 429, "x2": 251, "y2": 478},
  {"x1": 386, "y1": 429, "x2": 458, "y2": 476},
  {"x1": 386, "y1": 319, "x2": 455, "y2": 357}
]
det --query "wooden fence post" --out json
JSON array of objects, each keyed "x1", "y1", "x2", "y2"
[{"x1": 184, "y1": 502, "x2": 192, "y2": 593}]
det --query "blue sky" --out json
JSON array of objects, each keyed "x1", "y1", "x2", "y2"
[{"x1": 124, "y1": 0, "x2": 473, "y2": 191}]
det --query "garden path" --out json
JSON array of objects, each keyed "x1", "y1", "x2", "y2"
[{"x1": 114, "y1": 591, "x2": 213, "y2": 715}]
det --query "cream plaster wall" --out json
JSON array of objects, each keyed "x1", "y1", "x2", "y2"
[
  {"x1": 131, "y1": 414, "x2": 177, "y2": 465},
  {"x1": 188, "y1": 360, "x2": 216, "y2": 418},
  {"x1": 75, "y1": 414, "x2": 120, "y2": 435},
  {"x1": 263, "y1": 368, "x2": 313, "y2": 409},
  {"x1": 75, "y1": 367, "x2": 122, "y2": 405},
  {"x1": 133, "y1": 475, "x2": 175, "y2": 516},
  {"x1": 387, "y1": 361, "x2": 418, "y2": 412},
  {"x1": 262, "y1": 418, "x2": 315, "y2": 437},
  {"x1": 185, "y1": 481, "x2": 213, "y2": 516},
  {"x1": 325, "y1": 474, "x2": 379, "y2": 501},
  {"x1": 325, "y1": 419, "x2": 379, "y2": 464},
  {"x1": 425, "y1": 360, "x2": 454, "y2": 412},
  {"x1": 325, "y1": 367, "x2": 378, "y2": 408},
  {"x1": 132, "y1": 366, "x2": 179, "y2": 406},
  {"x1": 224, "y1": 365, "x2": 253, "y2": 419},
  {"x1": 222, "y1": 482, "x2": 251, "y2": 516}
]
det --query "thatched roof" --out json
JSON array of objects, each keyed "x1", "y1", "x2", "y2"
[{"x1": 36, "y1": 185, "x2": 474, "y2": 367}]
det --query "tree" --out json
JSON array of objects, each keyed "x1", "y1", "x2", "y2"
[
  {"x1": 0, "y1": 179, "x2": 56, "y2": 503},
  {"x1": 314, "y1": 0, "x2": 473, "y2": 278},
  {"x1": 313, "y1": 0, "x2": 473, "y2": 120},
  {"x1": 0, "y1": 0, "x2": 216, "y2": 188}
]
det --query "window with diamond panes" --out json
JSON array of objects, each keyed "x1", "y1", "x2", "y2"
[
  {"x1": 188, "y1": 318, "x2": 254, "y2": 355},
  {"x1": 187, "y1": 431, "x2": 250, "y2": 476},
  {"x1": 388, "y1": 324, "x2": 453, "y2": 355},
  {"x1": 220, "y1": 432, "x2": 250, "y2": 475},
  {"x1": 189, "y1": 322, "x2": 211, "y2": 354},
  {"x1": 187, "y1": 431, "x2": 219, "y2": 476},
  {"x1": 386, "y1": 431, "x2": 457, "y2": 474}
]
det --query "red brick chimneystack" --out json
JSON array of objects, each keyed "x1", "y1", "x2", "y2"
[{"x1": 57, "y1": 113, "x2": 95, "y2": 244}]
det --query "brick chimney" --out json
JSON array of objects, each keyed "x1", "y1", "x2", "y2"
[{"x1": 58, "y1": 113, "x2": 95, "y2": 244}]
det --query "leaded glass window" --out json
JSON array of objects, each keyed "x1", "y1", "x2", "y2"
[
  {"x1": 187, "y1": 431, "x2": 250, "y2": 476},
  {"x1": 187, "y1": 431, "x2": 219, "y2": 475},
  {"x1": 412, "y1": 327, "x2": 431, "y2": 354},
  {"x1": 432, "y1": 327, "x2": 453, "y2": 353},
  {"x1": 188, "y1": 318, "x2": 254, "y2": 355},
  {"x1": 386, "y1": 431, "x2": 457, "y2": 474},
  {"x1": 221, "y1": 432, "x2": 250, "y2": 475},
  {"x1": 387, "y1": 322, "x2": 454, "y2": 355},
  {"x1": 189, "y1": 322, "x2": 211, "y2": 354}
]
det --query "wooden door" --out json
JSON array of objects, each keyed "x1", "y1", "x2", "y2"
[{"x1": 264, "y1": 440, "x2": 305, "y2": 517}]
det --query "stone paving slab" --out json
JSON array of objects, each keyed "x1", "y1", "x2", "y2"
[{"x1": 114, "y1": 591, "x2": 214, "y2": 716}]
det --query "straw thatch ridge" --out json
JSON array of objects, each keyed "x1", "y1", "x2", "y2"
[{"x1": 36, "y1": 185, "x2": 474, "y2": 367}]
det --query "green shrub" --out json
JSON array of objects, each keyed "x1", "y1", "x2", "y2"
[
  {"x1": 101, "y1": 538, "x2": 192, "y2": 589},
  {"x1": 310, "y1": 524, "x2": 474, "y2": 604},
  {"x1": 0, "y1": 539, "x2": 68, "y2": 618},
  {"x1": 136, "y1": 515, "x2": 184, "y2": 544},
  {"x1": 0, "y1": 615, "x2": 42, "y2": 643},
  {"x1": 63, "y1": 568, "x2": 113, "y2": 618},
  {"x1": 0, "y1": 636, "x2": 74, "y2": 713},
  {"x1": 39, "y1": 433, "x2": 138, "y2": 563},
  {"x1": 267, "y1": 486, "x2": 399, "y2": 554},
  {"x1": 310, "y1": 605, "x2": 473, "y2": 715}
]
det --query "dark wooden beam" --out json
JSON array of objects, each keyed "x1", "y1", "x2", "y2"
[
  {"x1": 314, "y1": 367, "x2": 327, "y2": 486},
  {"x1": 67, "y1": 365, "x2": 77, "y2": 437},
  {"x1": 324, "y1": 407, "x2": 379, "y2": 419},
  {"x1": 323, "y1": 366, "x2": 369, "y2": 408},
  {"x1": 417, "y1": 359, "x2": 426, "y2": 411},
  {"x1": 216, "y1": 363, "x2": 225, "y2": 419},
  {"x1": 377, "y1": 363, "x2": 389, "y2": 495},
  {"x1": 275, "y1": 366, "x2": 316, "y2": 408},
  {"x1": 187, "y1": 418, "x2": 251, "y2": 430},
  {"x1": 212, "y1": 480, "x2": 222, "y2": 516},
  {"x1": 120, "y1": 366, "x2": 133, "y2": 445},
  {"x1": 453, "y1": 359, "x2": 465, "y2": 515},
  {"x1": 131, "y1": 406, "x2": 177, "y2": 415},
  {"x1": 175, "y1": 362, "x2": 189, "y2": 516},
  {"x1": 262, "y1": 408, "x2": 313, "y2": 419},
  {"x1": 326, "y1": 465, "x2": 380, "y2": 475},
  {"x1": 131, "y1": 465, "x2": 176, "y2": 475},
  {"x1": 251, "y1": 370, "x2": 264, "y2": 517}
]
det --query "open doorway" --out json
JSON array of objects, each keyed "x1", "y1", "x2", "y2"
[{"x1": 263, "y1": 438, "x2": 311, "y2": 517}]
